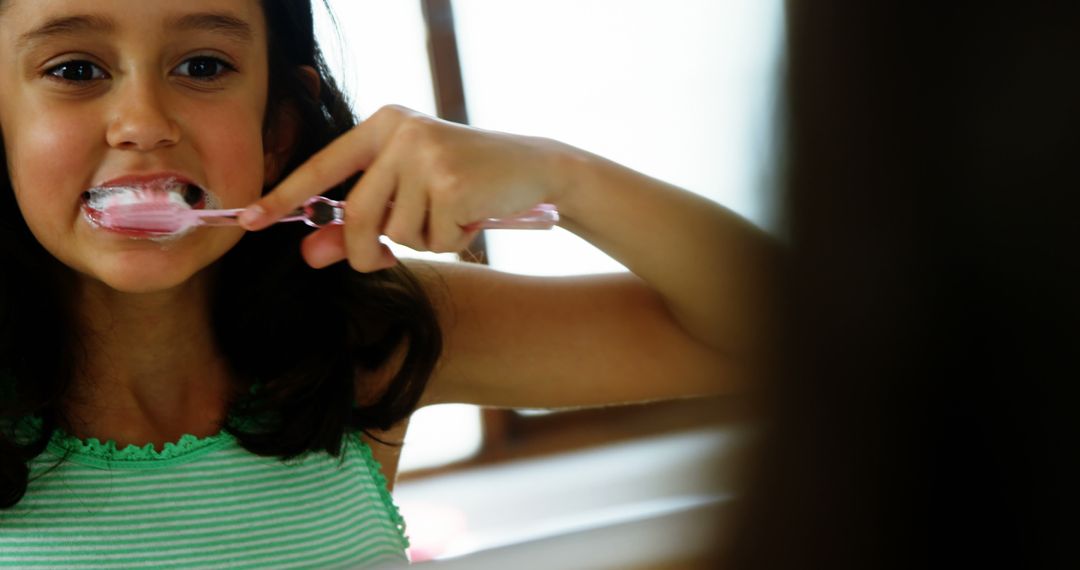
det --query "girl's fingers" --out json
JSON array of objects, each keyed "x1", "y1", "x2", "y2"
[
  {"x1": 301, "y1": 224, "x2": 347, "y2": 268},
  {"x1": 342, "y1": 152, "x2": 399, "y2": 272},
  {"x1": 240, "y1": 106, "x2": 412, "y2": 231},
  {"x1": 240, "y1": 126, "x2": 374, "y2": 230},
  {"x1": 427, "y1": 213, "x2": 471, "y2": 253},
  {"x1": 301, "y1": 224, "x2": 397, "y2": 271},
  {"x1": 241, "y1": 104, "x2": 538, "y2": 267},
  {"x1": 381, "y1": 172, "x2": 430, "y2": 251}
]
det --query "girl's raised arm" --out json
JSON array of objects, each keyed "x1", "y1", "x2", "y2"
[{"x1": 241, "y1": 105, "x2": 777, "y2": 408}]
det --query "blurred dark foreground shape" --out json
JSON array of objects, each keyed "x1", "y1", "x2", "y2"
[{"x1": 722, "y1": 1, "x2": 1080, "y2": 568}]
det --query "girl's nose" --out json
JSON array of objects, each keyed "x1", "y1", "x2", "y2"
[{"x1": 105, "y1": 80, "x2": 181, "y2": 151}]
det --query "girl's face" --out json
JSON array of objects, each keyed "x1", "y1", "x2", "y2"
[{"x1": 0, "y1": 0, "x2": 271, "y2": 293}]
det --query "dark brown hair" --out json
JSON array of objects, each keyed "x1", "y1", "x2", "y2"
[{"x1": 0, "y1": 0, "x2": 441, "y2": 507}]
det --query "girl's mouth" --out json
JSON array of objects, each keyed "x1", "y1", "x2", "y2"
[{"x1": 81, "y1": 177, "x2": 216, "y2": 239}]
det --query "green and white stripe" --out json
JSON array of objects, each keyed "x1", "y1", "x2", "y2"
[{"x1": 0, "y1": 429, "x2": 409, "y2": 569}]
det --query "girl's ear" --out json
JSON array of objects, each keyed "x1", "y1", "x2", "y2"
[{"x1": 264, "y1": 65, "x2": 321, "y2": 186}]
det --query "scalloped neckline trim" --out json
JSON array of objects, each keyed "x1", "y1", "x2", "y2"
[{"x1": 48, "y1": 427, "x2": 234, "y2": 467}]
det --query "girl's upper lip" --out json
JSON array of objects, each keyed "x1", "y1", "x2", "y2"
[{"x1": 94, "y1": 172, "x2": 200, "y2": 189}]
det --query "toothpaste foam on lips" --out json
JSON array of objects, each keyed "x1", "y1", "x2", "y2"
[{"x1": 82, "y1": 177, "x2": 220, "y2": 239}]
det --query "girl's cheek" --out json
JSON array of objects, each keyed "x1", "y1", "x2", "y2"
[
  {"x1": 9, "y1": 111, "x2": 110, "y2": 272},
  {"x1": 28, "y1": 114, "x2": 98, "y2": 164},
  {"x1": 9, "y1": 111, "x2": 100, "y2": 220},
  {"x1": 16, "y1": 96, "x2": 97, "y2": 149},
  {"x1": 197, "y1": 107, "x2": 268, "y2": 203}
]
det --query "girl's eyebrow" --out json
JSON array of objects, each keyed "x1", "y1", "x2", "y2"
[
  {"x1": 17, "y1": 11, "x2": 254, "y2": 51},
  {"x1": 16, "y1": 14, "x2": 115, "y2": 49},
  {"x1": 168, "y1": 12, "x2": 254, "y2": 43}
]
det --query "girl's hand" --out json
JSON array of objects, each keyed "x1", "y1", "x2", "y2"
[{"x1": 239, "y1": 105, "x2": 569, "y2": 271}]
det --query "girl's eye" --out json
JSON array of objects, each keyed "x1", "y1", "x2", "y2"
[
  {"x1": 174, "y1": 56, "x2": 235, "y2": 80},
  {"x1": 46, "y1": 60, "x2": 107, "y2": 82}
]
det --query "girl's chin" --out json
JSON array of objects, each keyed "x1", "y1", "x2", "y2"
[
  {"x1": 73, "y1": 249, "x2": 226, "y2": 295},
  {"x1": 70, "y1": 230, "x2": 241, "y2": 293},
  {"x1": 96, "y1": 275, "x2": 198, "y2": 294},
  {"x1": 85, "y1": 264, "x2": 209, "y2": 294}
]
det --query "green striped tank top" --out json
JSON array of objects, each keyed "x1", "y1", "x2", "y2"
[{"x1": 0, "y1": 427, "x2": 410, "y2": 568}]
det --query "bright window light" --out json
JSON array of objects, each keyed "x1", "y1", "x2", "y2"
[
  {"x1": 315, "y1": 0, "x2": 437, "y2": 117},
  {"x1": 399, "y1": 404, "x2": 485, "y2": 472},
  {"x1": 453, "y1": 0, "x2": 785, "y2": 276}
]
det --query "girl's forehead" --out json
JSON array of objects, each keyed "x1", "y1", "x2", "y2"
[{"x1": 1, "y1": 0, "x2": 268, "y2": 44}]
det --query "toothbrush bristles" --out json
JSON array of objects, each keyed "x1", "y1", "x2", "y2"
[{"x1": 96, "y1": 202, "x2": 193, "y2": 233}]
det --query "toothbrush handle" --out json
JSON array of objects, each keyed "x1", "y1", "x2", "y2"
[
  {"x1": 191, "y1": 208, "x2": 246, "y2": 226},
  {"x1": 192, "y1": 200, "x2": 560, "y2": 230},
  {"x1": 298, "y1": 197, "x2": 559, "y2": 230},
  {"x1": 477, "y1": 203, "x2": 560, "y2": 230}
]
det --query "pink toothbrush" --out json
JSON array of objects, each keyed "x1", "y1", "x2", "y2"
[{"x1": 86, "y1": 196, "x2": 560, "y2": 236}]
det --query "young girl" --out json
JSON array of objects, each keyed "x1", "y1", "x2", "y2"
[{"x1": 0, "y1": 0, "x2": 772, "y2": 567}]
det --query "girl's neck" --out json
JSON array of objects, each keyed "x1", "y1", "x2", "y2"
[{"x1": 64, "y1": 270, "x2": 234, "y2": 449}]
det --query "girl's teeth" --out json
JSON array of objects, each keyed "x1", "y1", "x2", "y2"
[{"x1": 82, "y1": 179, "x2": 203, "y2": 211}]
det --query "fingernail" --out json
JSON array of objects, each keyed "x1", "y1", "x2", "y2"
[{"x1": 238, "y1": 205, "x2": 266, "y2": 229}]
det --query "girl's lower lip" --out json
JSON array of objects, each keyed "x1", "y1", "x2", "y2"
[{"x1": 102, "y1": 228, "x2": 171, "y2": 238}]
